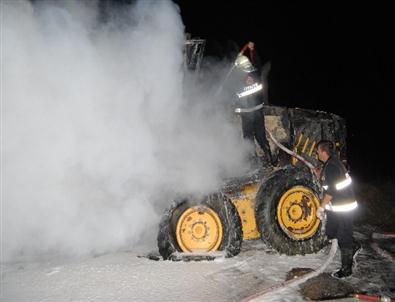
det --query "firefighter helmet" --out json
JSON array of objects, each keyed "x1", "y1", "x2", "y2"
[{"x1": 235, "y1": 55, "x2": 255, "y2": 72}]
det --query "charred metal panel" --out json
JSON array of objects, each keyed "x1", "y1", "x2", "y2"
[
  {"x1": 287, "y1": 108, "x2": 347, "y2": 168},
  {"x1": 288, "y1": 108, "x2": 323, "y2": 167},
  {"x1": 258, "y1": 105, "x2": 347, "y2": 167}
]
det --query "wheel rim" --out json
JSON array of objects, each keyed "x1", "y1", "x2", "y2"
[
  {"x1": 176, "y1": 205, "x2": 223, "y2": 253},
  {"x1": 276, "y1": 186, "x2": 321, "y2": 240}
]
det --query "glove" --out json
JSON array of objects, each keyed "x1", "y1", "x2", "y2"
[{"x1": 316, "y1": 206, "x2": 325, "y2": 220}]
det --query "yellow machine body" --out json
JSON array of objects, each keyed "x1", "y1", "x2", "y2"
[{"x1": 230, "y1": 183, "x2": 261, "y2": 240}]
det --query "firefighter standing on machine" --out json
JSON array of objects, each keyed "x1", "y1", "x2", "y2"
[
  {"x1": 233, "y1": 41, "x2": 275, "y2": 166},
  {"x1": 314, "y1": 140, "x2": 361, "y2": 278}
]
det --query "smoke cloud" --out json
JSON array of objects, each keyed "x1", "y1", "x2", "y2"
[{"x1": 1, "y1": 0, "x2": 251, "y2": 261}]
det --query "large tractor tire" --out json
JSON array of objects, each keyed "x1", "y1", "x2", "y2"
[
  {"x1": 256, "y1": 167, "x2": 327, "y2": 255},
  {"x1": 157, "y1": 193, "x2": 243, "y2": 260}
]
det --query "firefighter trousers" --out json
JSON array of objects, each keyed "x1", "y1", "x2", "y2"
[
  {"x1": 241, "y1": 110, "x2": 272, "y2": 162},
  {"x1": 326, "y1": 210, "x2": 354, "y2": 249}
]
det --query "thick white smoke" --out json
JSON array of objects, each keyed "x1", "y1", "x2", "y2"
[{"x1": 1, "y1": 0, "x2": 251, "y2": 261}]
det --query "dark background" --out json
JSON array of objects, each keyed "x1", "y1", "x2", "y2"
[{"x1": 172, "y1": 1, "x2": 394, "y2": 183}]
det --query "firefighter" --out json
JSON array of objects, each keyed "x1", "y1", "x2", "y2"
[
  {"x1": 314, "y1": 140, "x2": 361, "y2": 278},
  {"x1": 233, "y1": 42, "x2": 274, "y2": 166}
]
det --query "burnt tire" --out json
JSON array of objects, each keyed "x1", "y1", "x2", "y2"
[
  {"x1": 256, "y1": 167, "x2": 327, "y2": 255},
  {"x1": 157, "y1": 193, "x2": 243, "y2": 260}
]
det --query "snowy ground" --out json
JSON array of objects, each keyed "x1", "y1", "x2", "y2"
[{"x1": 2, "y1": 227, "x2": 394, "y2": 302}]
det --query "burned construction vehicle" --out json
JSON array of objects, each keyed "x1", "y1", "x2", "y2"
[{"x1": 157, "y1": 37, "x2": 347, "y2": 260}]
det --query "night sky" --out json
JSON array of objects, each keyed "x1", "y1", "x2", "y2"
[{"x1": 173, "y1": 1, "x2": 394, "y2": 183}]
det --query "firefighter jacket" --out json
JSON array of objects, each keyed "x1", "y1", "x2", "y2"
[
  {"x1": 233, "y1": 69, "x2": 265, "y2": 114},
  {"x1": 320, "y1": 155, "x2": 358, "y2": 212}
]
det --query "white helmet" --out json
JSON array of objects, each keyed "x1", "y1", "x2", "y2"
[{"x1": 235, "y1": 55, "x2": 255, "y2": 72}]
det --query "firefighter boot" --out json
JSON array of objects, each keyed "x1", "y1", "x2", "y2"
[{"x1": 332, "y1": 248, "x2": 353, "y2": 278}]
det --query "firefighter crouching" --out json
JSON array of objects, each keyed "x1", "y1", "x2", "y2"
[
  {"x1": 233, "y1": 53, "x2": 274, "y2": 166},
  {"x1": 314, "y1": 140, "x2": 361, "y2": 278}
]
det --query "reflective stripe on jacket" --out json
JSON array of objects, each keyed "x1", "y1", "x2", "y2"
[{"x1": 321, "y1": 155, "x2": 358, "y2": 212}]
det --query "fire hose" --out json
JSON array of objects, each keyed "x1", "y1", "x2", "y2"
[
  {"x1": 241, "y1": 239, "x2": 338, "y2": 302},
  {"x1": 239, "y1": 42, "x2": 255, "y2": 64},
  {"x1": 241, "y1": 231, "x2": 395, "y2": 302},
  {"x1": 354, "y1": 293, "x2": 395, "y2": 302},
  {"x1": 265, "y1": 130, "x2": 315, "y2": 170}
]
